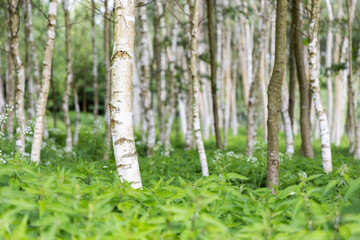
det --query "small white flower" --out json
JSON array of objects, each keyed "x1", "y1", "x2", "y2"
[
  {"x1": 290, "y1": 192, "x2": 296, "y2": 195},
  {"x1": 103, "y1": 166, "x2": 108, "y2": 169}
]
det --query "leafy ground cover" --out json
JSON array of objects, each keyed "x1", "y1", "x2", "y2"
[{"x1": 1, "y1": 113, "x2": 360, "y2": 239}]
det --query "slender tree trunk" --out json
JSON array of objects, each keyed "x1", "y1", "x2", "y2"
[
  {"x1": 62, "y1": 0, "x2": 73, "y2": 152},
  {"x1": 308, "y1": 0, "x2": 332, "y2": 173},
  {"x1": 91, "y1": 0, "x2": 98, "y2": 135},
  {"x1": 154, "y1": 0, "x2": 166, "y2": 144},
  {"x1": 139, "y1": 0, "x2": 156, "y2": 156},
  {"x1": 73, "y1": 86, "x2": 80, "y2": 145},
  {"x1": 0, "y1": 51, "x2": 5, "y2": 114},
  {"x1": 288, "y1": 37, "x2": 296, "y2": 130},
  {"x1": 267, "y1": 0, "x2": 287, "y2": 192},
  {"x1": 292, "y1": 0, "x2": 314, "y2": 158},
  {"x1": 346, "y1": 0, "x2": 359, "y2": 158},
  {"x1": 6, "y1": 36, "x2": 15, "y2": 138},
  {"x1": 9, "y1": 0, "x2": 26, "y2": 153},
  {"x1": 24, "y1": 0, "x2": 41, "y2": 97},
  {"x1": 281, "y1": 71, "x2": 294, "y2": 155},
  {"x1": 207, "y1": 0, "x2": 222, "y2": 149},
  {"x1": 185, "y1": 46, "x2": 193, "y2": 150},
  {"x1": 216, "y1": 0, "x2": 224, "y2": 130},
  {"x1": 111, "y1": 0, "x2": 142, "y2": 189},
  {"x1": 31, "y1": 0, "x2": 58, "y2": 163},
  {"x1": 104, "y1": 0, "x2": 111, "y2": 154},
  {"x1": 324, "y1": 0, "x2": 334, "y2": 134},
  {"x1": 190, "y1": 0, "x2": 209, "y2": 177},
  {"x1": 23, "y1": 3, "x2": 35, "y2": 119},
  {"x1": 164, "y1": 23, "x2": 179, "y2": 156}
]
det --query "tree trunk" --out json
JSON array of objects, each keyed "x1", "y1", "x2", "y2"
[
  {"x1": 207, "y1": 0, "x2": 222, "y2": 149},
  {"x1": 6, "y1": 35, "x2": 15, "y2": 139},
  {"x1": 292, "y1": 0, "x2": 314, "y2": 158},
  {"x1": 190, "y1": 0, "x2": 209, "y2": 177},
  {"x1": 111, "y1": 0, "x2": 142, "y2": 189},
  {"x1": 164, "y1": 23, "x2": 179, "y2": 156},
  {"x1": 346, "y1": 0, "x2": 359, "y2": 158},
  {"x1": 154, "y1": 0, "x2": 166, "y2": 144},
  {"x1": 23, "y1": 2, "x2": 36, "y2": 119},
  {"x1": 139, "y1": 0, "x2": 156, "y2": 156},
  {"x1": 63, "y1": 0, "x2": 73, "y2": 152},
  {"x1": 308, "y1": 0, "x2": 332, "y2": 173},
  {"x1": 281, "y1": 71, "x2": 294, "y2": 155},
  {"x1": 288, "y1": 37, "x2": 296, "y2": 130},
  {"x1": 9, "y1": 0, "x2": 26, "y2": 153},
  {"x1": 0, "y1": 51, "x2": 5, "y2": 114},
  {"x1": 267, "y1": 0, "x2": 287, "y2": 192},
  {"x1": 91, "y1": 0, "x2": 98, "y2": 135},
  {"x1": 104, "y1": 0, "x2": 111, "y2": 154},
  {"x1": 73, "y1": 86, "x2": 80, "y2": 145},
  {"x1": 31, "y1": 0, "x2": 58, "y2": 163},
  {"x1": 24, "y1": 0, "x2": 41, "y2": 97}
]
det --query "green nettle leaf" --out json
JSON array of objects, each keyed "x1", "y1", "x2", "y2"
[
  {"x1": 303, "y1": 38, "x2": 309, "y2": 46},
  {"x1": 344, "y1": 178, "x2": 360, "y2": 203},
  {"x1": 322, "y1": 180, "x2": 338, "y2": 196},
  {"x1": 224, "y1": 173, "x2": 249, "y2": 181}
]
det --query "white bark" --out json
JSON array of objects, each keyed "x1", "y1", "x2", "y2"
[
  {"x1": 0, "y1": 51, "x2": 5, "y2": 113},
  {"x1": 191, "y1": 0, "x2": 209, "y2": 177},
  {"x1": 281, "y1": 72, "x2": 294, "y2": 155},
  {"x1": 111, "y1": 0, "x2": 142, "y2": 189},
  {"x1": 324, "y1": 0, "x2": 334, "y2": 133},
  {"x1": 9, "y1": 0, "x2": 26, "y2": 153},
  {"x1": 139, "y1": 0, "x2": 155, "y2": 156},
  {"x1": 63, "y1": 0, "x2": 72, "y2": 152},
  {"x1": 92, "y1": 0, "x2": 99, "y2": 135},
  {"x1": 104, "y1": 0, "x2": 111, "y2": 152},
  {"x1": 308, "y1": 0, "x2": 332, "y2": 173},
  {"x1": 31, "y1": 0, "x2": 58, "y2": 163}
]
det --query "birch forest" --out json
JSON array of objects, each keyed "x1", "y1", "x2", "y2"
[{"x1": 1, "y1": 0, "x2": 360, "y2": 238}]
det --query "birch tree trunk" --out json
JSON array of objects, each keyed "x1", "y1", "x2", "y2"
[
  {"x1": 292, "y1": 0, "x2": 314, "y2": 158},
  {"x1": 267, "y1": 0, "x2": 287, "y2": 192},
  {"x1": 190, "y1": 0, "x2": 209, "y2": 177},
  {"x1": 91, "y1": 0, "x2": 99, "y2": 135},
  {"x1": 23, "y1": 3, "x2": 35, "y2": 119},
  {"x1": 9, "y1": 0, "x2": 26, "y2": 153},
  {"x1": 139, "y1": 0, "x2": 156, "y2": 156},
  {"x1": 104, "y1": 0, "x2": 111, "y2": 153},
  {"x1": 154, "y1": 0, "x2": 166, "y2": 144},
  {"x1": 164, "y1": 23, "x2": 179, "y2": 156},
  {"x1": 324, "y1": 0, "x2": 334, "y2": 133},
  {"x1": 346, "y1": 0, "x2": 359, "y2": 158},
  {"x1": 63, "y1": 0, "x2": 72, "y2": 152},
  {"x1": 111, "y1": 0, "x2": 142, "y2": 189},
  {"x1": 308, "y1": 0, "x2": 332, "y2": 173},
  {"x1": 281, "y1": 71, "x2": 294, "y2": 155},
  {"x1": 216, "y1": 0, "x2": 224, "y2": 129},
  {"x1": 31, "y1": 0, "x2": 58, "y2": 163},
  {"x1": 288, "y1": 37, "x2": 296, "y2": 131},
  {"x1": 25, "y1": 0, "x2": 41, "y2": 96},
  {"x1": 207, "y1": 0, "x2": 222, "y2": 149},
  {"x1": 73, "y1": 86, "x2": 80, "y2": 145},
  {"x1": 6, "y1": 39, "x2": 15, "y2": 138}
]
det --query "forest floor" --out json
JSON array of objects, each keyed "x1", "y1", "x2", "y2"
[{"x1": 0, "y1": 113, "x2": 360, "y2": 239}]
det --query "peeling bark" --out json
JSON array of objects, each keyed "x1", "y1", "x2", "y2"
[
  {"x1": 111, "y1": 0, "x2": 142, "y2": 189},
  {"x1": 31, "y1": 0, "x2": 58, "y2": 163}
]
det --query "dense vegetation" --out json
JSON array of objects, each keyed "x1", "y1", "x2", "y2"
[{"x1": 1, "y1": 114, "x2": 360, "y2": 239}]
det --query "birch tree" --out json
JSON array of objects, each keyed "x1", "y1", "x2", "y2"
[
  {"x1": 111, "y1": 0, "x2": 142, "y2": 189},
  {"x1": 139, "y1": 0, "x2": 156, "y2": 156},
  {"x1": 190, "y1": 0, "x2": 209, "y2": 176},
  {"x1": 6, "y1": 39, "x2": 15, "y2": 138},
  {"x1": 92, "y1": 0, "x2": 99, "y2": 135},
  {"x1": 8, "y1": 0, "x2": 26, "y2": 153},
  {"x1": 31, "y1": 0, "x2": 58, "y2": 163},
  {"x1": 62, "y1": 0, "x2": 73, "y2": 152},
  {"x1": 104, "y1": 0, "x2": 111, "y2": 154},
  {"x1": 308, "y1": 0, "x2": 332, "y2": 173},
  {"x1": 267, "y1": 0, "x2": 287, "y2": 192},
  {"x1": 206, "y1": 0, "x2": 222, "y2": 149}
]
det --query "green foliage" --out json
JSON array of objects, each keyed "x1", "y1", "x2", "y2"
[{"x1": 1, "y1": 114, "x2": 360, "y2": 239}]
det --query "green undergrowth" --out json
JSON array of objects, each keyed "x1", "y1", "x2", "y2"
[{"x1": 0, "y1": 114, "x2": 360, "y2": 239}]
